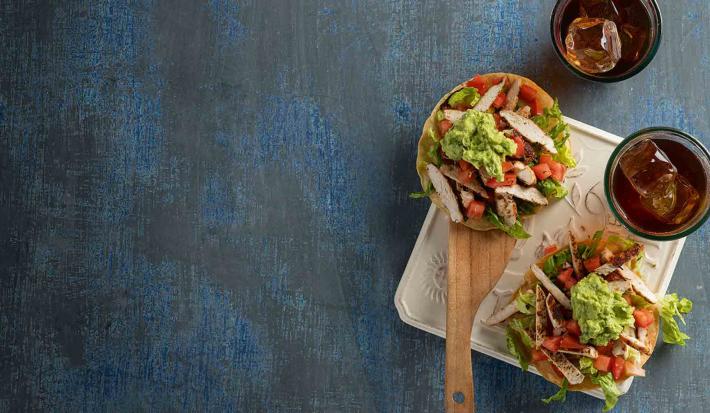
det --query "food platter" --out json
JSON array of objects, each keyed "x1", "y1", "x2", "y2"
[{"x1": 395, "y1": 116, "x2": 687, "y2": 399}]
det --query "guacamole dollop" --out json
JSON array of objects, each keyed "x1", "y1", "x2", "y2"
[
  {"x1": 441, "y1": 110, "x2": 516, "y2": 181},
  {"x1": 571, "y1": 274, "x2": 634, "y2": 346}
]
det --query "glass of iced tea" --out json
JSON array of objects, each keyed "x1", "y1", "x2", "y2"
[
  {"x1": 550, "y1": 0, "x2": 662, "y2": 82},
  {"x1": 605, "y1": 127, "x2": 710, "y2": 240}
]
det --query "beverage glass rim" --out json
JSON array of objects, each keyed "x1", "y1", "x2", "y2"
[
  {"x1": 604, "y1": 127, "x2": 710, "y2": 241},
  {"x1": 549, "y1": 0, "x2": 663, "y2": 83}
]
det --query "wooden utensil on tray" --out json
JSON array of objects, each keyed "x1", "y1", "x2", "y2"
[{"x1": 445, "y1": 222, "x2": 516, "y2": 412}]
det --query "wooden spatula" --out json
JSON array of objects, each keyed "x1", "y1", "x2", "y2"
[{"x1": 445, "y1": 222, "x2": 516, "y2": 412}]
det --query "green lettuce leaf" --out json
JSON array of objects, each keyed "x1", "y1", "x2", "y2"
[
  {"x1": 542, "y1": 379, "x2": 568, "y2": 404},
  {"x1": 659, "y1": 293, "x2": 693, "y2": 345},
  {"x1": 505, "y1": 316, "x2": 534, "y2": 371},
  {"x1": 607, "y1": 234, "x2": 635, "y2": 251},
  {"x1": 581, "y1": 230, "x2": 604, "y2": 259},
  {"x1": 532, "y1": 99, "x2": 576, "y2": 167},
  {"x1": 515, "y1": 290, "x2": 536, "y2": 315},
  {"x1": 590, "y1": 373, "x2": 621, "y2": 412},
  {"x1": 579, "y1": 357, "x2": 598, "y2": 376},
  {"x1": 448, "y1": 87, "x2": 481, "y2": 108},
  {"x1": 409, "y1": 183, "x2": 434, "y2": 199},
  {"x1": 537, "y1": 178, "x2": 568, "y2": 199},
  {"x1": 543, "y1": 249, "x2": 572, "y2": 277},
  {"x1": 485, "y1": 208, "x2": 531, "y2": 239}
]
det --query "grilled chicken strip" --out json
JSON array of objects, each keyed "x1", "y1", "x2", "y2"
[
  {"x1": 440, "y1": 164, "x2": 489, "y2": 199},
  {"x1": 568, "y1": 232, "x2": 584, "y2": 277},
  {"x1": 545, "y1": 293, "x2": 566, "y2": 336},
  {"x1": 516, "y1": 105, "x2": 531, "y2": 118},
  {"x1": 535, "y1": 286, "x2": 549, "y2": 347},
  {"x1": 426, "y1": 164, "x2": 463, "y2": 223},
  {"x1": 473, "y1": 80, "x2": 505, "y2": 112},
  {"x1": 531, "y1": 264, "x2": 572, "y2": 309},
  {"x1": 443, "y1": 109, "x2": 465, "y2": 123},
  {"x1": 512, "y1": 161, "x2": 537, "y2": 186},
  {"x1": 500, "y1": 110, "x2": 557, "y2": 154},
  {"x1": 495, "y1": 193, "x2": 518, "y2": 226},
  {"x1": 503, "y1": 79, "x2": 521, "y2": 111},
  {"x1": 483, "y1": 300, "x2": 519, "y2": 325},
  {"x1": 559, "y1": 346, "x2": 599, "y2": 359},
  {"x1": 541, "y1": 349, "x2": 585, "y2": 385},
  {"x1": 617, "y1": 265, "x2": 658, "y2": 303},
  {"x1": 608, "y1": 243, "x2": 644, "y2": 267},
  {"x1": 495, "y1": 185, "x2": 548, "y2": 205}
]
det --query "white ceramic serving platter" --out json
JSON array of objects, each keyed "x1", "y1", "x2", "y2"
[{"x1": 394, "y1": 117, "x2": 686, "y2": 400}]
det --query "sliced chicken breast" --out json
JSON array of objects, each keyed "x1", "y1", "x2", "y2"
[
  {"x1": 483, "y1": 300, "x2": 519, "y2": 325},
  {"x1": 535, "y1": 285, "x2": 549, "y2": 347},
  {"x1": 568, "y1": 232, "x2": 584, "y2": 277},
  {"x1": 559, "y1": 346, "x2": 599, "y2": 359},
  {"x1": 473, "y1": 80, "x2": 505, "y2": 112},
  {"x1": 495, "y1": 193, "x2": 518, "y2": 226},
  {"x1": 607, "y1": 280, "x2": 632, "y2": 293},
  {"x1": 531, "y1": 264, "x2": 572, "y2": 309},
  {"x1": 504, "y1": 79, "x2": 521, "y2": 111},
  {"x1": 608, "y1": 244, "x2": 644, "y2": 267},
  {"x1": 541, "y1": 349, "x2": 585, "y2": 385},
  {"x1": 617, "y1": 265, "x2": 658, "y2": 303},
  {"x1": 459, "y1": 188, "x2": 475, "y2": 208},
  {"x1": 495, "y1": 185, "x2": 548, "y2": 205},
  {"x1": 593, "y1": 263, "x2": 618, "y2": 276},
  {"x1": 440, "y1": 164, "x2": 489, "y2": 199},
  {"x1": 516, "y1": 105, "x2": 531, "y2": 118},
  {"x1": 545, "y1": 293, "x2": 566, "y2": 336},
  {"x1": 500, "y1": 110, "x2": 557, "y2": 154},
  {"x1": 516, "y1": 165, "x2": 537, "y2": 186},
  {"x1": 443, "y1": 109, "x2": 465, "y2": 123},
  {"x1": 426, "y1": 164, "x2": 463, "y2": 223}
]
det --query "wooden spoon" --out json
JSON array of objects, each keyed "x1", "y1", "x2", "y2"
[{"x1": 445, "y1": 222, "x2": 516, "y2": 412}]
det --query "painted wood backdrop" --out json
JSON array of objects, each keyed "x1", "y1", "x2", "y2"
[{"x1": 0, "y1": 1, "x2": 707, "y2": 411}]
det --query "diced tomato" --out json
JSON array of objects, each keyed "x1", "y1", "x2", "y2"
[
  {"x1": 596, "y1": 342, "x2": 614, "y2": 356},
  {"x1": 492, "y1": 92, "x2": 506, "y2": 109},
  {"x1": 539, "y1": 153, "x2": 553, "y2": 166},
  {"x1": 565, "y1": 320, "x2": 582, "y2": 337},
  {"x1": 465, "y1": 75, "x2": 488, "y2": 94},
  {"x1": 511, "y1": 135, "x2": 525, "y2": 158},
  {"x1": 583, "y1": 256, "x2": 601, "y2": 272},
  {"x1": 519, "y1": 84, "x2": 541, "y2": 115},
  {"x1": 557, "y1": 268, "x2": 576, "y2": 290},
  {"x1": 438, "y1": 119, "x2": 453, "y2": 136},
  {"x1": 532, "y1": 163, "x2": 552, "y2": 180},
  {"x1": 633, "y1": 309, "x2": 655, "y2": 328},
  {"x1": 490, "y1": 76, "x2": 504, "y2": 85},
  {"x1": 594, "y1": 355, "x2": 613, "y2": 372},
  {"x1": 612, "y1": 356, "x2": 625, "y2": 380},
  {"x1": 485, "y1": 172, "x2": 516, "y2": 188},
  {"x1": 458, "y1": 160, "x2": 473, "y2": 171},
  {"x1": 549, "y1": 160, "x2": 566, "y2": 182},
  {"x1": 530, "y1": 99, "x2": 542, "y2": 116},
  {"x1": 560, "y1": 334, "x2": 586, "y2": 350},
  {"x1": 543, "y1": 244, "x2": 558, "y2": 255},
  {"x1": 501, "y1": 161, "x2": 514, "y2": 172},
  {"x1": 532, "y1": 349, "x2": 549, "y2": 361},
  {"x1": 542, "y1": 336, "x2": 562, "y2": 352},
  {"x1": 493, "y1": 113, "x2": 506, "y2": 130},
  {"x1": 466, "y1": 200, "x2": 486, "y2": 219},
  {"x1": 458, "y1": 168, "x2": 475, "y2": 184}
]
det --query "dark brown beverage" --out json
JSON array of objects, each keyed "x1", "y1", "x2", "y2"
[
  {"x1": 556, "y1": 0, "x2": 654, "y2": 77},
  {"x1": 611, "y1": 138, "x2": 707, "y2": 233}
]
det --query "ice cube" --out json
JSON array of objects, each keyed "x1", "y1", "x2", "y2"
[
  {"x1": 579, "y1": 0, "x2": 621, "y2": 22},
  {"x1": 565, "y1": 17, "x2": 622, "y2": 73},
  {"x1": 619, "y1": 23, "x2": 648, "y2": 62}
]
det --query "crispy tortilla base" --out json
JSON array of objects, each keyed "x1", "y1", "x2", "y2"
[
  {"x1": 517, "y1": 251, "x2": 660, "y2": 391},
  {"x1": 415, "y1": 72, "x2": 567, "y2": 231}
]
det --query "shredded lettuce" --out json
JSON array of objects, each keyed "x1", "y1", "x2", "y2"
[
  {"x1": 581, "y1": 230, "x2": 604, "y2": 259},
  {"x1": 590, "y1": 373, "x2": 621, "y2": 412},
  {"x1": 532, "y1": 99, "x2": 576, "y2": 167},
  {"x1": 514, "y1": 290, "x2": 536, "y2": 315},
  {"x1": 537, "y1": 178, "x2": 568, "y2": 199},
  {"x1": 436, "y1": 110, "x2": 445, "y2": 122},
  {"x1": 607, "y1": 234, "x2": 635, "y2": 251},
  {"x1": 659, "y1": 293, "x2": 693, "y2": 345},
  {"x1": 579, "y1": 357, "x2": 598, "y2": 376},
  {"x1": 505, "y1": 316, "x2": 534, "y2": 371},
  {"x1": 448, "y1": 87, "x2": 481, "y2": 108},
  {"x1": 485, "y1": 208, "x2": 531, "y2": 239},
  {"x1": 542, "y1": 379, "x2": 568, "y2": 404},
  {"x1": 409, "y1": 183, "x2": 434, "y2": 199},
  {"x1": 625, "y1": 346, "x2": 641, "y2": 363},
  {"x1": 543, "y1": 249, "x2": 572, "y2": 277}
]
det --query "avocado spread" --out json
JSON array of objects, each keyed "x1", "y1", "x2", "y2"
[
  {"x1": 571, "y1": 273, "x2": 634, "y2": 346},
  {"x1": 441, "y1": 110, "x2": 516, "y2": 181}
]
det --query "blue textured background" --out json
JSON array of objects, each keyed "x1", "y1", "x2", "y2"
[{"x1": 0, "y1": 1, "x2": 707, "y2": 412}]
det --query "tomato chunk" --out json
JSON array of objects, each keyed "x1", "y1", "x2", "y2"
[
  {"x1": 539, "y1": 153, "x2": 553, "y2": 166},
  {"x1": 501, "y1": 161, "x2": 514, "y2": 172},
  {"x1": 584, "y1": 256, "x2": 601, "y2": 272},
  {"x1": 560, "y1": 334, "x2": 586, "y2": 350},
  {"x1": 549, "y1": 160, "x2": 566, "y2": 182},
  {"x1": 492, "y1": 92, "x2": 506, "y2": 109},
  {"x1": 511, "y1": 135, "x2": 525, "y2": 158},
  {"x1": 612, "y1": 356, "x2": 625, "y2": 380},
  {"x1": 438, "y1": 119, "x2": 453, "y2": 136},
  {"x1": 542, "y1": 336, "x2": 562, "y2": 352},
  {"x1": 531, "y1": 349, "x2": 549, "y2": 361},
  {"x1": 458, "y1": 168, "x2": 475, "y2": 184},
  {"x1": 596, "y1": 342, "x2": 614, "y2": 356},
  {"x1": 565, "y1": 320, "x2": 582, "y2": 337},
  {"x1": 465, "y1": 75, "x2": 488, "y2": 94},
  {"x1": 485, "y1": 172, "x2": 516, "y2": 188},
  {"x1": 557, "y1": 268, "x2": 576, "y2": 289},
  {"x1": 594, "y1": 355, "x2": 613, "y2": 372},
  {"x1": 543, "y1": 244, "x2": 558, "y2": 255},
  {"x1": 466, "y1": 200, "x2": 486, "y2": 219},
  {"x1": 633, "y1": 309, "x2": 655, "y2": 328},
  {"x1": 532, "y1": 163, "x2": 552, "y2": 180},
  {"x1": 519, "y1": 84, "x2": 541, "y2": 115}
]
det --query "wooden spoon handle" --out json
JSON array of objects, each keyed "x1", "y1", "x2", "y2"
[{"x1": 445, "y1": 222, "x2": 476, "y2": 413}]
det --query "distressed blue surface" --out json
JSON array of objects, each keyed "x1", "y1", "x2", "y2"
[{"x1": 0, "y1": 1, "x2": 708, "y2": 412}]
